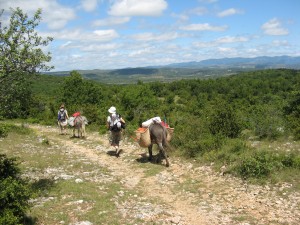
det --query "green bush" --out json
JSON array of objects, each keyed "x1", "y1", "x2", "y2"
[
  {"x1": 0, "y1": 124, "x2": 9, "y2": 138},
  {"x1": 0, "y1": 155, "x2": 32, "y2": 224},
  {"x1": 180, "y1": 133, "x2": 224, "y2": 158},
  {"x1": 202, "y1": 139, "x2": 248, "y2": 165},
  {"x1": 234, "y1": 150, "x2": 300, "y2": 179},
  {"x1": 0, "y1": 123, "x2": 32, "y2": 136},
  {"x1": 251, "y1": 105, "x2": 286, "y2": 140},
  {"x1": 208, "y1": 103, "x2": 242, "y2": 138}
]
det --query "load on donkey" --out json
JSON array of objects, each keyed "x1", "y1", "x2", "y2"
[{"x1": 135, "y1": 117, "x2": 174, "y2": 167}]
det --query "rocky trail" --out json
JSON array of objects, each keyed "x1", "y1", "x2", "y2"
[{"x1": 30, "y1": 124, "x2": 299, "y2": 225}]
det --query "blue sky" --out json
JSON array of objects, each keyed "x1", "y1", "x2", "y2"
[{"x1": 1, "y1": 0, "x2": 299, "y2": 71}]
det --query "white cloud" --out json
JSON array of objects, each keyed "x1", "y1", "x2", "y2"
[
  {"x1": 272, "y1": 40, "x2": 289, "y2": 46},
  {"x1": 0, "y1": 0, "x2": 76, "y2": 30},
  {"x1": 171, "y1": 13, "x2": 189, "y2": 22},
  {"x1": 93, "y1": 29, "x2": 119, "y2": 40},
  {"x1": 61, "y1": 41, "x2": 73, "y2": 48},
  {"x1": 216, "y1": 36, "x2": 248, "y2": 44},
  {"x1": 108, "y1": 0, "x2": 168, "y2": 17},
  {"x1": 193, "y1": 35, "x2": 249, "y2": 48},
  {"x1": 81, "y1": 43, "x2": 119, "y2": 52},
  {"x1": 217, "y1": 8, "x2": 243, "y2": 17},
  {"x1": 80, "y1": 0, "x2": 98, "y2": 12},
  {"x1": 189, "y1": 7, "x2": 208, "y2": 16},
  {"x1": 171, "y1": 7, "x2": 207, "y2": 22},
  {"x1": 261, "y1": 18, "x2": 289, "y2": 36},
  {"x1": 44, "y1": 28, "x2": 119, "y2": 42},
  {"x1": 218, "y1": 47, "x2": 233, "y2": 53},
  {"x1": 131, "y1": 32, "x2": 179, "y2": 42},
  {"x1": 180, "y1": 23, "x2": 227, "y2": 32},
  {"x1": 92, "y1": 17, "x2": 130, "y2": 27},
  {"x1": 71, "y1": 54, "x2": 82, "y2": 59},
  {"x1": 128, "y1": 47, "x2": 155, "y2": 57}
]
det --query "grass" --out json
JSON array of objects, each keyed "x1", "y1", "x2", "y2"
[
  {"x1": 193, "y1": 137, "x2": 300, "y2": 189},
  {"x1": 0, "y1": 122, "x2": 148, "y2": 224},
  {"x1": 31, "y1": 180, "x2": 122, "y2": 224}
]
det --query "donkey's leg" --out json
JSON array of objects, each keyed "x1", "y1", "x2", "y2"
[
  {"x1": 148, "y1": 144, "x2": 153, "y2": 161},
  {"x1": 82, "y1": 125, "x2": 86, "y2": 138},
  {"x1": 158, "y1": 143, "x2": 169, "y2": 167}
]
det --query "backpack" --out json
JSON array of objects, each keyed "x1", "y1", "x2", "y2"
[
  {"x1": 58, "y1": 110, "x2": 66, "y2": 121},
  {"x1": 109, "y1": 114, "x2": 125, "y2": 131},
  {"x1": 110, "y1": 122, "x2": 121, "y2": 132}
]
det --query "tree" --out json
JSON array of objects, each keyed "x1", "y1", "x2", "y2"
[
  {"x1": 0, "y1": 7, "x2": 53, "y2": 77},
  {"x1": 209, "y1": 101, "x2": 242, "y2": 138},
  {"x1": 0, "y1": 7, "x2": 53, "y2": 118}
]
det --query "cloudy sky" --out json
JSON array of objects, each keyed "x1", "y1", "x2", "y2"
[{"x1": 1, "y1": 0, "x2": 299, "y2": 71}]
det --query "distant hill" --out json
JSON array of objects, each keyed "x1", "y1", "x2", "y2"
[
  {"x1": 46, "y1": 56, "x2": 300, "y2": 84},
  {"x1": 163, "y1": 56, "x2": 300, "y2": 69}
]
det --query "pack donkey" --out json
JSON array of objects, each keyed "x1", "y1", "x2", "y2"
[
  {"x1": 148, "y1": 123, "x2": 171, "y2": 167},
  {"x1": 72, "y1": 116, "x2": 88, "y2": 138}
]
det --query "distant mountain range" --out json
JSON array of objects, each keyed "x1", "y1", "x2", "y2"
[
  {"x1": 160, "y1": 55, "x2": 300, "y2": 69},
  {"x1": 47, "y1": 56, "x2": 300, "y2": 84}
]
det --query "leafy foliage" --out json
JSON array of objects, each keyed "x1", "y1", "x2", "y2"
[
  {"x1": 0, "y1": 7, "x2": 53, "y2": 119},
  {"x1": 0, "y1": 8, "x2": 53, "y2": 76},
  {"x1": 0, "y1": 154, "x2": 32, "y2": 225},
  {"x1": 208, "y1": 102, "x2": 242, "y2": 138},
  {"x1": 284, "y1": 92, "x2": 300, "y2": 139},
  {"x1": 233, "y1": 150, "x2": 300, "y2": 179}
]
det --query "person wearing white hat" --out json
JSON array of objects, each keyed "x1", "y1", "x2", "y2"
[
  {"x1": 106, "y1": 106, "x2": 125, "y2": 156},
  {"x1": 108, "y1": 106, "x2": 116, "y2": 114}
]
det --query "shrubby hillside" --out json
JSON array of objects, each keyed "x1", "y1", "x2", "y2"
[
  {"x1": 31, "y1": 69, "x2": 300, "y2": 138},
  {"x1": 1, "y1": 68, "x2": 299, "y2": 184}
]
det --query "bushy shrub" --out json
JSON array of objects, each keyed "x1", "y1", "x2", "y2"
[
  {"x1": 232, "y1": 150, "x2": 300, "y2": 179},
  {"x1": 180, "y1": 133, "x2": 224, "y2": 158},
  {"x1": 0, "y1": 123, "x2": 32, "y2": 136},
  {"x1": 251, "y1": 105, "x2": 286, "y2": 140},
  {"x1": 202, "y1": 139, "x2": 248, "y2": 165},
  {"x1": 208, "y1": 103, "x2": 242, "y2": 138},
  {"x1": 0, "y1": 124, "x2": 9, "y2": 138},
  {"x1": 235, "y1": 151, "x2": 275, "y2": 179},
  {"x1": 0, "y1": 155, "x2": 32, "y2": 224}
]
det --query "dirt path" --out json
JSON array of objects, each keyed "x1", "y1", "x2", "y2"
[{"x1": 31, "y1": 124, "x2": 300, "y2": 225}]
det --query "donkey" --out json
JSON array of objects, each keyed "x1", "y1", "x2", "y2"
[
  {"x1": 148, "y1": 123, "x2": 170, "y2": 167},
  {"x1": 72, "y1": 116, "x2": 88, "y2": 138}
]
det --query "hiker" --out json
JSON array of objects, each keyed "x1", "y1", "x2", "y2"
[
  {"x1": 57, "y1": 104, "x2": 69, "y2": 135},
  {"x1": 106, "y1": 106, "x2": 125, "y2": 156}
]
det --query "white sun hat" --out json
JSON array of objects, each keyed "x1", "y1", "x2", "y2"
[{"x1": 108, "y1": 106, "x2": 116, "y2": 113}]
